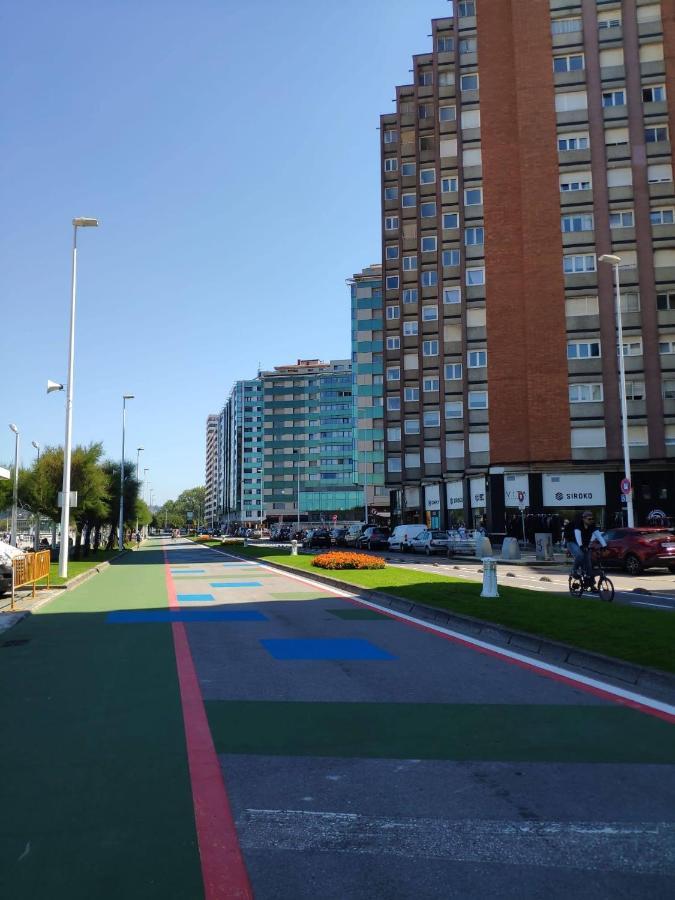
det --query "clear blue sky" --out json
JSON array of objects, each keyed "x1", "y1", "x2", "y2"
[{"x1": 1, "y1": 0, "x2": 447, "y2": 503}]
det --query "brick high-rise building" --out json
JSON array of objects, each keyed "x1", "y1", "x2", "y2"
[{"x1": 381, "y1": 0, "x2": 675, "y2": 532}]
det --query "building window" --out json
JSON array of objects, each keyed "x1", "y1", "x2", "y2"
[
  {"x1": 402, "y1": 255, "x2": 418, "y2": 271},
  {"x1": 403, "y1": 288, "x2": 419, "y2": 303},
  {"x1": 626, "y1": 381, "x2": 646, "y2": 401},
  {"x1": 563, "y1": 254, "x2": 596, "y2": 273},
  {"x1": 438, "y1": 70, "x2": 455, "y2": 87},
  {"x1": 551, "y1": 17, "x2": 582, "y2": 34},
  {"x1": 419, "y1": 136, "x2": 434, "y2": 152},
  {"x1": 421, "y1": 270, "x2": 438, "y2": 287},
  {"x1": 620, "y1": 339, "x2": 643, "y2": 356},
  {"x1": 609, "y1": 210, "x2": 634, "y2": 228},
  {"x1": 443, "y1": 287, "x2": 461, "y2": 304},
  {"x1": 560, "y1": 176, "x2": 591, "y2": 191},
  {"x1": 442, "y1": 176, "x2": 458, "y2": 193},
  {"x1": 598, "y1": 11, "x2": 621, "y2": 29},
  {"x1": 386, "y1": 245, "x2": 399, "y2": 260},
  {"x1": 404, "y1": 418, "x2": 420, "y2": 434},
  {"x1": 443, "y1": 249, "x2": 460, "y2": 267},
  {"x1": 445, "y1": 363, "x2": 462, "y2": 380},
  {"x1": 383, "y1": 129, "x2": 398, "y2": 144},
  {"x1": 468, "y1": 349, "x2": 487, "y2": 368},
  {"x1": 385, "y1": 216, "x2": 399, "y2": 231},
  {"x1": 386, "y1": 276, "x2": 399, "y2": 290},
  {"x1": 443, "y1": 212, "x2": 459, "y2": 229},
  {"x1": 645, "y1": 125, "x2": 669, "y2": 143},
  {"x1": 384, "y1": 158, "x2": 398, "y2": 172},
  {"x1": 387, "y1": 456, "x2": 402, "y2": 472},
  {"x1": 401, "y1": 162, "x2": 416, "y2": 177},
  {"x1": 437, "y1": 35, "x2": 454, "y2": 52},
  {"x1": 651, "y1": 208, "x2": 675, "y2": 225},
  {"x1": 384, "y1": 186, "x2": 398, "y2": 201},
  {"x1": 458, "y1": 1, "x2": 476, "y2": 15},
  {"x1": 662, "y1": 380, "x2": 675, "y2": 400},
  {"x1": 562, "y1": 213, "x2": 594, "y2": 232},
  {"x1": 554, "y1": 54, "x2": 584, "y2": 73},
  {"x1": 422, "y1": 305, "x2": 439, "y2": 321},
  {"x1": 423, "y1": 410, "x2": 441, "y2": 427},
  {"x1": 421, "y1": 201, "x2": 437, "y2": 218},
  {"x1": 620, "y1": 292, "x2": 640, "y2": 314},
  {"x1": 423, "y1": 339, "x2": 439, "y2": 356},
  {"x1": 419, "y1": 70, "x2": 433, "y2": 86},
  {"x1": 419, "y1": 103, "x2": 434, "y2": 120},
  {"x1": 567, "y1": 340, "x2": 601, "y2": 359},
  {"x1": 386, "y1": 304, "x2": 400, "y2": 319},
  {"x1": 439, "y1": 106, "x2": 456, "y2": 123},
  {"x1": 421, "y1": 235, "x2": 437, "y2": 252},
  {"x1": 569, "y1": 383, "x2": 603, "y2": 402},
  {"x1": 386, "y1": 336, "x2": 401, "y2": 350},
  {"x1": 643, "y1": 85, "x2": 666, "y2": 103},
  {"x1": 459, "y1": 37, "x2": 477, "y2": 54},
  {"x1": 659, "y1": 337, "x2": 675, "y2": 355},
  {"x1": 423, "y1": 376, "x2": 439, "y2": 392},
  {"x1": 460, "y1": 72, "x2": 479, "y2": 91},
  {"x1": 465, "y1": 226, "x2": 484, "y2": 245},
  {"x1": 465, "y1": 187, "x2": 483, "y2": 205},
  {"x1": 386, "y1": 366, "x2": 400, "y2": 382},
  {"x1": 403, "y1": 321, "x2": 418, "y2": 336},
  {"x1": 657, "y1": 292, "x2": 675, "y2": 311},
  {"x1": 445, "y1": 401, "x2": 463, "y2": 418},
  {"x1": 466, "y1": 267, "x2": 485, "y2": 285},
  {"x1": 468, "y1": 391, "x2": 488, "y2": 409},
  {"x1": 404, "y1": 387, "x2": 420, "y2": 401},
  {"x1": 402, "y1": 193, "x2": 417, "y2": 208},
  {"x1": 558, "y1": 133, "x2": 589, "y2": 151},
  {"x1": 420, "y1": 168, "x2": 436, "y2": 185},
  {"x1": 602, "y1": 89, "x2": 625, "y2": 107},
  {"x1": 387, "y1": 426, "x2": 401, "y2": 441},
  {"x1": 387, "y1": 396, "x2": 401, "y2": 411}
]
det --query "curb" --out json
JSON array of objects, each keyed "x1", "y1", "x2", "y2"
[{"x1": 211, "y1": 546, "x2": 675, "y2": 701}]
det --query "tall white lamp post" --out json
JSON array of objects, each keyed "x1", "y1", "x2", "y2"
[
  {"x1": 599, "y1": 253, "x2": 635, "y2": 527},
  {"x1": 58, "y1": 217, "x2": 99, "y2": 578},
  {"x1": 135, "y1": 446, "x2": 144, "y2": 533},
  {"x1": 32, "y1": 441, "x2": 40, "y2": 549},
  {"x1": 118, "y1": 395, "x2": 135, "y2": 549},
  {"x1": 8, "y1": 424, "x2": 19, "y2": 547}
]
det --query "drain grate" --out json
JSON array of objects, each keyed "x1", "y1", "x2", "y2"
[{"x1": 1, "y1": 639, "x2": 30, "y2": 648}]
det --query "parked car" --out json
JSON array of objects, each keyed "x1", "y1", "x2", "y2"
[
  {"x1": 596, "y1": 527, "x2": 675, "y2": 575},
  {"x1": 344, "y1": 524, "x2": 366, "y2": 548},
  {"x1": 0, "y1": 540, "x2": 24, "y2": 597},
  {"x1": 302, "y1": 528, "x2": 332, "y2": 549},
  {"x1": 357, "y1": 527, "x2": 391, "y2": 550},
  {"x1": 331, "y1": 527, "x2": 349, "y2": 546},
  {"x1": 388, "y1": 523, "x2": 427, "y2": 552},
  {"x1": 409, "y1": 529, "x2": 450, "y2": 555}
]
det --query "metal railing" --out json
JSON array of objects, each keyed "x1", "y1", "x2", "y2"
[{"x1": 11, "y1": 550, "x2": 51, "y2": 610}]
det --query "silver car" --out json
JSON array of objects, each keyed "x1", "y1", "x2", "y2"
[{"x1": 409, "y1": 529, "x2": 450, "y2": 555}]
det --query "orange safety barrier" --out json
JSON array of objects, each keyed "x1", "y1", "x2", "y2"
[{"x1": 11, "y1": 549, "x2": 51, "y2": 611}]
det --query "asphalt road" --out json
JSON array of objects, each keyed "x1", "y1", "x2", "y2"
[{"x1": 169, "y1": 539, "x2": 675, "y2": 898}]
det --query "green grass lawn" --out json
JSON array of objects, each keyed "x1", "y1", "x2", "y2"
[
  {"x1": 216, "y1": 544, "x2": 675, "y2": 674},
  {"x1": 48, "y1": 548, "x2": 131, "y2": 586}
]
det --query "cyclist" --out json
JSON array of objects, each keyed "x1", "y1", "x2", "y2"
[{"x1": 568, "y1": 510, "x2": 607, "y2": 590}]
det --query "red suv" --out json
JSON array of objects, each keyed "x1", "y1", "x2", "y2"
[{"x1": 597, "y1": 527, "x2": 675, "y2": 575}]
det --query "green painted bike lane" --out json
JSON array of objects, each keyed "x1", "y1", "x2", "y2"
[{"x1": 0, "y1": 545, "x2": 204, "y2": 900}]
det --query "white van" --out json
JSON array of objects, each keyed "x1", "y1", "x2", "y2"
[{"x1": 388, "y1": 524, "x2": 427, "y2": 552}]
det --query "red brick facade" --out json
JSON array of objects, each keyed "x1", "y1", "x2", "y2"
[{"x1": 479, "y1": 0, "x2": 571, "y2": 465}]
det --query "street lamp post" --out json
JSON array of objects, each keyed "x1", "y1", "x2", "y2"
[
  {"x1": 135, "y1": 446, "x2": 144, "y2": 533},
  {"x1": 58, "y1": 217, "x2": 99, "y2": 578},
  {"x1": 118, "y1": 395, "x2": 135, "y2": 549},
  {"x1": 8, "y1": 424, "x2": 19, "y2": 547},
  {"x1": 599, "y1": 253, "x2": 635, "y2": 528},
  {"x1": 32, "y1": 441, "x2": 40, "y2": 549}
]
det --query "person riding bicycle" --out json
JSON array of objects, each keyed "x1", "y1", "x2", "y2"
[{"x1": 567, "y1": 510, "x2": 607, "y2": 590}]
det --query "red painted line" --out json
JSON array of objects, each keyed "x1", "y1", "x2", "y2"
[
  {"x1": 163, "y1": 549, "x2": 253, "y2": 900},
  {"x1": 217, "y1": 549, "x2": 675, "y2": 726}
]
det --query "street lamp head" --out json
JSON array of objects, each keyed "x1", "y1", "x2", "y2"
[
  {"x1": 47, "y1": 380, "x2": 64, "y2": 393},
  {"x1": 32, "y1": 441, "x2": 40, "y2": 450},
  {"x1": 123, "y1": 394, "x2": 135, "y2": 400},
  {"x1": 9, "y1": 423, "x2": 19, "y2": 434},
  {"x1": 137, "y1": 446, "x2": 144, "y2": 452},
  {"x1": 73, "y1": 217, "x2": 99, "y2": 228},
  {"x1": 598, "y1": 253, "x2": 621, "y2": 265}
]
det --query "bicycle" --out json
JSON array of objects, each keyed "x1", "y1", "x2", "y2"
[{"x1": 568, "y1": 553, "x2": 614, "y2": 602}]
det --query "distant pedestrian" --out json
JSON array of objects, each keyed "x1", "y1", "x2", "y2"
[{"x1": 135, "y1": 531, "x2": 141, "y2": 549}]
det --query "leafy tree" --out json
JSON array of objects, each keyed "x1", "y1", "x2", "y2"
[{"x1": 101, "y1": 461, "x2": 140, "y2": 550}]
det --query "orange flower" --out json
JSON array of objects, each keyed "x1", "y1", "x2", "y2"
[{"x1": 312, "y1": 551, "x2": 385, "y2": 571}]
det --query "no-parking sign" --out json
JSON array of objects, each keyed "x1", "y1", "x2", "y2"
[{"x1": 620, "y1": 477, "x2": 632, "y2": 495}]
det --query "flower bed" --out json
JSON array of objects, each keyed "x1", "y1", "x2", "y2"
[
  {"x1": 220, "y1": 538, "x2": 245, "y2": 545},
  {"x1": 313, "y1": 551, "x2": 385, "y2": 571}
]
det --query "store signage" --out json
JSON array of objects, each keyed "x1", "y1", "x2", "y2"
[
  {"x1": 446, "y1": 480, "x2": 464, "y2": 509},
  {"x1": 470, "y1": 476, "x2": 486, "y2": 509},
  {"x1": 542, "y1": 472, "x2": 606, "y2": 507},
  {"x1": 504, "y1": 473, "x2": 529, "y2": 508},
  {"x1": 424, "y1": 484, "x2": 441, "y2": 511}
]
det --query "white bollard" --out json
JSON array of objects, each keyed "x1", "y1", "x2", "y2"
[
  {"x1": 291, "y1": 539, "x2": 298, "y2": 556},
  {"x1": 480, "y1": 557, "x2": 499, "y2": 598}
]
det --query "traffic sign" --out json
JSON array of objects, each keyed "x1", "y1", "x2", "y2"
[{"x1": 620, "y1": 477, "x2": 632, "y2": 495}]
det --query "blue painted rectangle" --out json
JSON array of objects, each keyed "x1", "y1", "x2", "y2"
[
  {"x1": 209, "y1": 582, "x2": 262, "y2": 588},
  {"x1": 171, "y1": 569, "x2": 206, "y2": 574},
  {"x1": 260, "y1": 638, "x2": 395, "y2": 661},
  {"x1": 177, "y1": 594, "x2": 216, "y2": 602},
  {"x1": 108, "y1": 610, "x2": 268, "y2": 623}
]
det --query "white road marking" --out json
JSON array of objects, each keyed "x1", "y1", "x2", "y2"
[
  {"x1": 632, "y1": 601, "x2": 673, "y2": 609},
  {"x1": 198, "y1": 546, "x2": 675, "y2": 721},
  {"x1": 236, "y1": 809, "x2": 675, "y2": 874}
]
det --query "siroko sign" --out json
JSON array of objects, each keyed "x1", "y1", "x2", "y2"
[
  {"x1": 470, "y1": 476, "x2": 486, "y2": 509},
  {"x1": 446, "y1": 480, "x2": 464, "y2": 509},
  {"x1": 542, "y1": 472, "x2": 606, "y2": 508},
  {"x1": 504, "y1": 473, "x2": 529, "y2": 508},
  {"x1": 424, "y1": 484, "x2": 441, "y2": 511}
]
